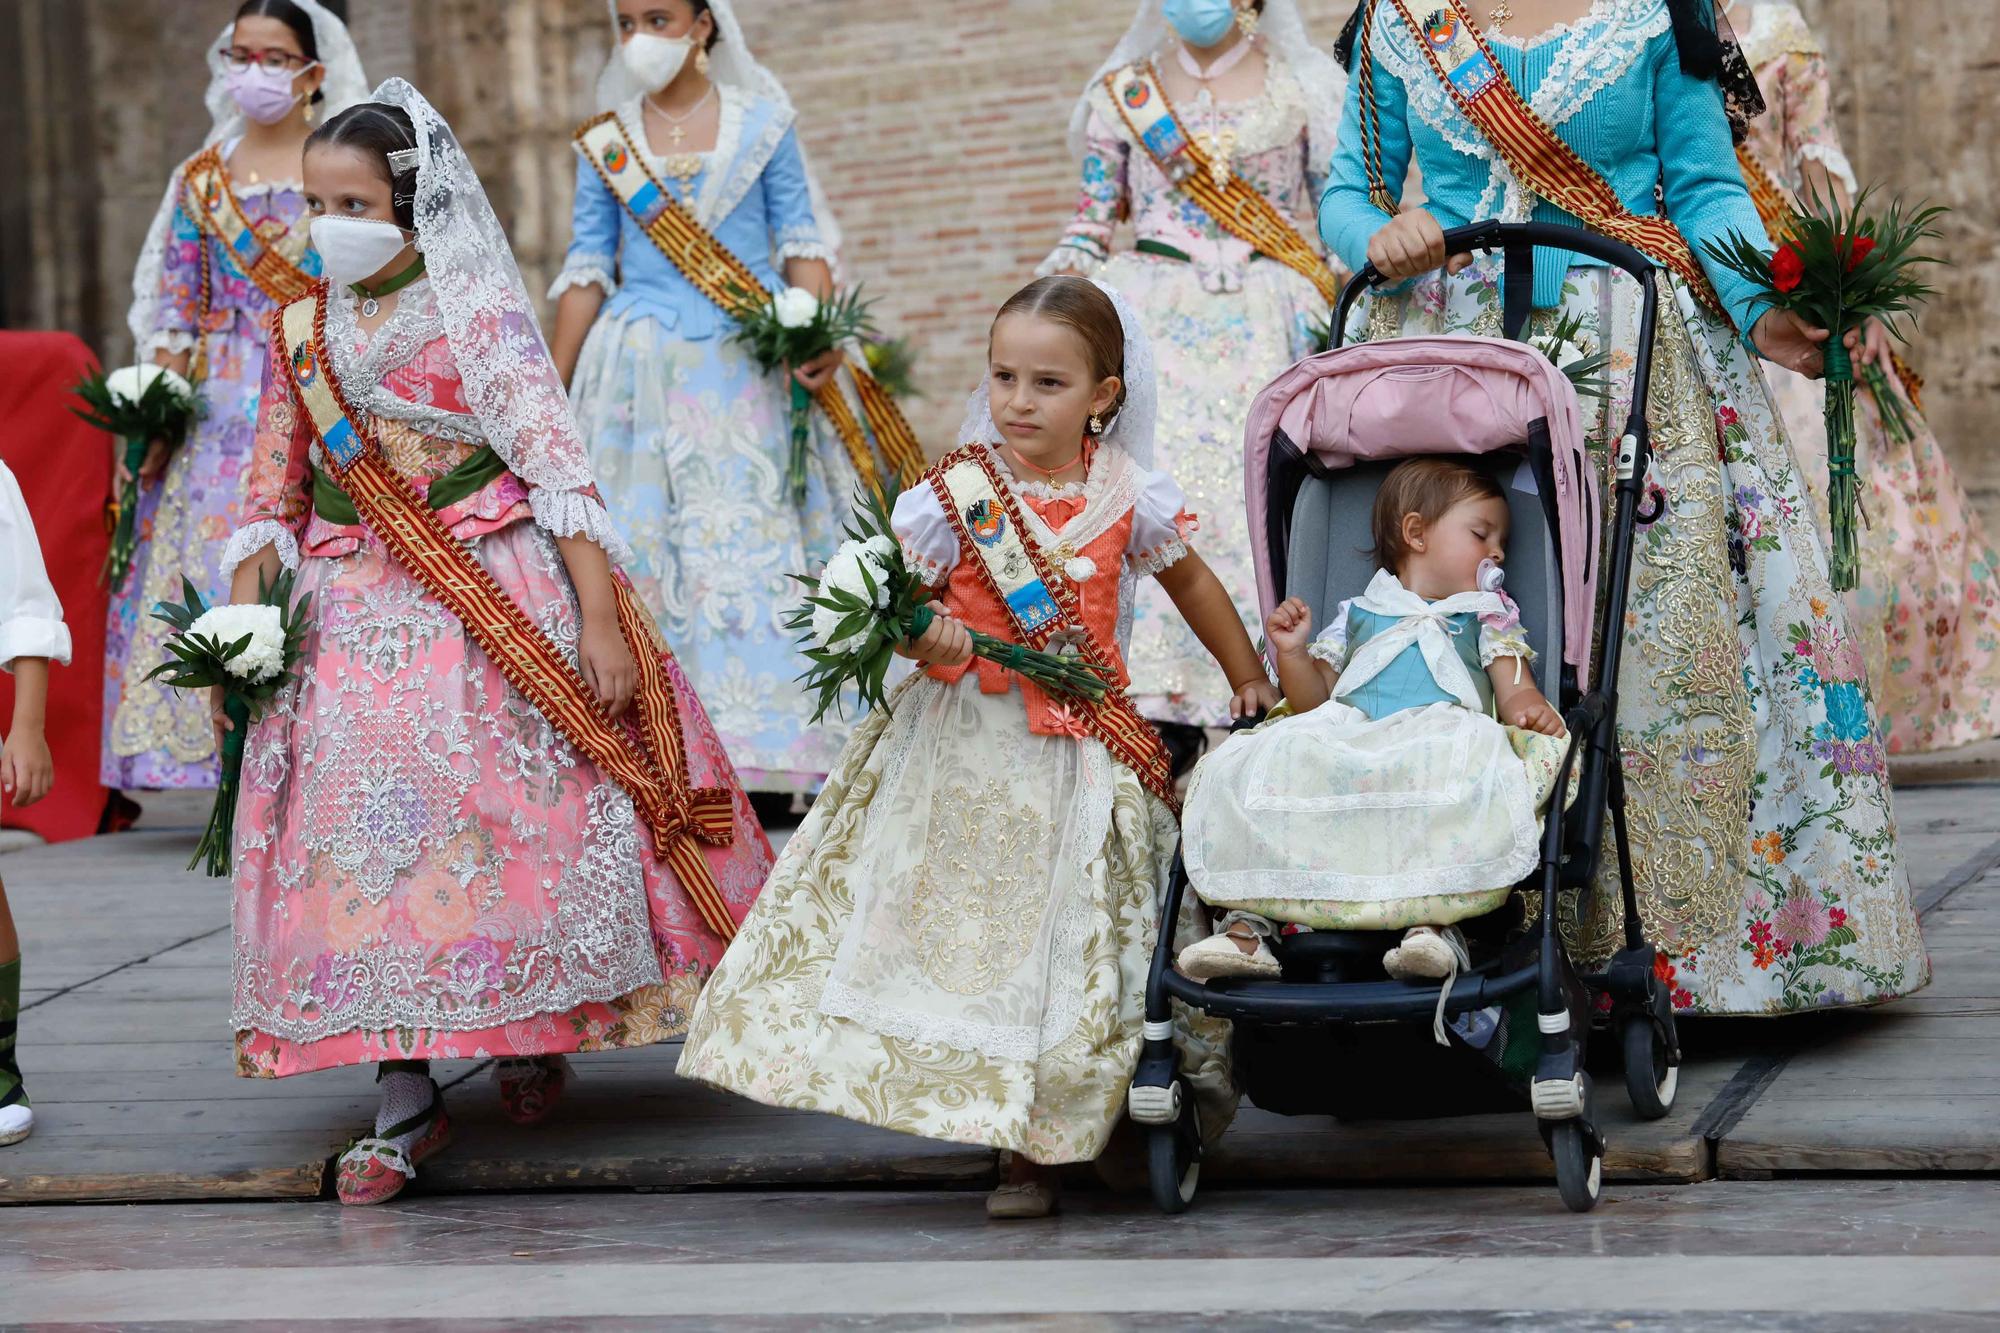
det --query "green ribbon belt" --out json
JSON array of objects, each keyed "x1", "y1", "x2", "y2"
[
  {"x1": 312, "y1": 444, "x2": 508, "y2": 527},
  {"x1": 1135, "y1": 238, "x2": 1267, "y2": 264}
]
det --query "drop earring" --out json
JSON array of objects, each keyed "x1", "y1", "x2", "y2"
[
  {"x1": 1235, "y1": 4, "x2": 1260, "y2": 37},
  {"x1": 1088, "y1": 413, "x2": 1104, "y2": 435},
  {"x1": 695, "y1": 45, "x2": 710, "y2": 77}
]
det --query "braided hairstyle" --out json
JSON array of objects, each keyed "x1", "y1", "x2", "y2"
[{"x1": 306, "y1": 103, "x2": 420, "y2": 230}]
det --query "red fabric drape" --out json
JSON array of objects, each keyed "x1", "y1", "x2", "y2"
[{"x1": 0, "y1": 332, "x2": 111, "y2": 843}]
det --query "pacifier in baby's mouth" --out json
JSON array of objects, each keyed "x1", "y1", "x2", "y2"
[{"x1": 1477, "y1": 558, "x2": 1505, "y2": 593}]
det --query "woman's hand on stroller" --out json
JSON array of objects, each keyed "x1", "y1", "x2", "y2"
[
  {"x1": 1750, "y1": 308, "x2": 1833, "y2": 378},
  {"x1": 1366, "y1": 210, "x2": 1476, "y2": 282},
  {"x1": 1227, "y1": 676, "x2": 1281, "y2": 720}
]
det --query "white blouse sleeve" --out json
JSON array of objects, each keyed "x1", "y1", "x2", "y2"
[
  {"x1": 1478, "y1": 591, "x2": 1536, "y2": 667},
  {"x1": 1306, "y1": 599, "x2": 1355, "y2": 670},
  {"x1": 891, "y1": 484, "x2": 958, "y2": 588},
  {"x1": 0, "y1": 462, "x2": 71, "y2": 671},
  {"x1": 1128, "y1": 468, "x2": 1195, "y2": 577}
]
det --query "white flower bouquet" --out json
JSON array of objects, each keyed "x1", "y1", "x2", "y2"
[
  {"x1": 70, "y1": 363, "x2": 200, "y2": 588},
  {"x1": 729, "y1": 284, "x2": 878, "y2": 503},
  {"x1": 147, "y1": 570, "x2": 311, "y2": 876},
  {"x1": 783, "y1": 489, "x2": 1113, "y2": 721},
  {"x1": 1528, "y1": 312, "x2": 1612, "y2": 402}
]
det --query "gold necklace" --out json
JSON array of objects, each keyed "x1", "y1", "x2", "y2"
[
  {"x1": 1487, "y1": 0, "x2": 1514, "y2": 28},
  {"x1": 644, "y1": 84, "x2": 715, "y2": 150}
]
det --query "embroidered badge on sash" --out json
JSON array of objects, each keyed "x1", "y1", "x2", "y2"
[{"x1": 967, "y1": 499, "x2": 1005, "y2": 546}]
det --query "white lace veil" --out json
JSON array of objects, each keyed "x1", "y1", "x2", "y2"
[
  {"x1": 126, "y1": 0, "x2": 368, "y2": 357},
  {"x1": 592, "y1": 0, "x2": 844, "y2": 260},
  {"x1": 368, "y1": 79, "x2": 599, "y2": 501},
  {"x1": 955, "y1": 277, "x2": 1158, "y2": 474},
  {"x1": 1064, "y1": 0, "x2": 1346, "y2": 171}
]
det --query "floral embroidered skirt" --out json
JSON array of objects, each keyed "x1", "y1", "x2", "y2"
[
  {"x1": 101, "y1": 318, "x2": 266, "y2": 790},
  {"x1": 678, "y1": 675, "x2": 1234, "y2": 1165},
  {"x1": 1346, "y1": 259, "x2": 1928, "y2": 1014},
  {"x1": 1763, "y1": 360, "x2": 2000, "y2": 755},
  {"x1": 569, "y1": 309, "x2": 858, "y2": 794},
  {"x1": 1185, "y1": 705, "x2": 1570, "y2": 931},
  {"x1": 231, "y1": 521, "x2": 773, "y2": 1077},
  {"x1": 1104, "y1": 253, "x2": 1327, "y2": 728}
]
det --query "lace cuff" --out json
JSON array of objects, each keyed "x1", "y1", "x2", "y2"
[
  {"x1": 141, "y1": 330, "x2": 199, "y2": 359},
  {"x1": 1306, "y1": 602, "x2": 1353, "y2": 668},
  {"x1": 529, "y1": 487, "x2": 636, "y2": 567},
  {"x1": 546, "y1": 256, "x2": 618, "y2": 302},
  {"x1": 1129, "y1": 537, "x2": 1190, "y2": 579},
  {"x1": 1794, "y1": 143, "x2": 1859, "y2": 197},
  {"x1": 218, "y1": 520, "x2": 301, "y2": 585},
  {"x1": 1035, "y1": 237, "x2": 1107, "y2": 278},
  {"x1": 1477, "y1": 591, "x2": 1534, "y2": 667},
  {"x1": 775, "y1": 239, "x2": 836, "y2": 265}
]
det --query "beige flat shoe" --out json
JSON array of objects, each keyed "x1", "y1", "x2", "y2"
[
  {"x1": 1177, "y1": 930, "x2": 1281, "y2": 981},
  {"x1": 985, "y1": 1179, "x2": 1061, "y2": 1220},
  {"x1": 1383, "y1": 925, "x2": 1470, "y2": 981}
]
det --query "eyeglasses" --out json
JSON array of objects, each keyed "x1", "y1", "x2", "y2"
[{"x1": 220, "y1": 46, "x2": 312, "y2": 73}]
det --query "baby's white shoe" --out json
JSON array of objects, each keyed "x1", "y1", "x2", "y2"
[
  {"x1": 0, "y1": 1102, "x2": 33, "y2": 1146},
  {"x1": 1383, "y1": 925, "x2": 1470, "y2": 981},
  {"x1": 1178, "y1": 915, "x2": 1281, "y2": 981}
]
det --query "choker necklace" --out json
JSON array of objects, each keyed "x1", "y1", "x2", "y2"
[
  {"x1": 1007, "y1": 442, "x2": 1087, "y2": 486},
  {"x1": 351, "y1": 253, "x2": 426, "y2": 319},
  {"x1": 1176, "y1": 34, "x2": 1254, "y2": 81}
]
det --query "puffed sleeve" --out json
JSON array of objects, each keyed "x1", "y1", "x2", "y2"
[
  {"x1": 1306, "y1": 599, "x2": 1354, "y2": 670},
  {"x1": 547, "y1": 149, "x2": 623, "y2": 301},
  {"x1": 218, "y1": 316, "x2": 314, "y2": 584},
  {"x1": 144, "y1": 174, "x2": 203, "y2": 359},
  {"x1": 760, "y1": 127, "x2": 833, "y2": 266},
  {"x1": 1319, "y1": 4, "x2": 1412, "y2": 276},
  {"x1": 1037, "y1": 100, "x2": 1130, "y2": 278},
  {"x1": 0, "y1": 462, "x2": 70, "y2": 671},
  {"x1": 1477, "y1": 591, "x2": 1535, "y2": 667},
  {"x1": 891, "y1": 484, "x2": 958, "y2": 588},
  {"x1": 1128, "y1": 468, "x2": 1197, "y2": 577}
]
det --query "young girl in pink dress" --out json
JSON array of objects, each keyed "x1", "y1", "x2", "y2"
[
  {"x1": 680, "y1": 276, "x2": 1279, "y2": 1220},
  {"x1": 216, "y1": 80, "x2": 772, "y2": 1206}
]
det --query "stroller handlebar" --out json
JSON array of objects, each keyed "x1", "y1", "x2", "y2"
[{"x1": 1346, "y1": 220, "x2": 1661, "y2": 290}]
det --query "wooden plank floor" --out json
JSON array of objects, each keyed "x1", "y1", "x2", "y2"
[{"x1": 3, "y1": 786, "x2": 1996, "y2": 1203}]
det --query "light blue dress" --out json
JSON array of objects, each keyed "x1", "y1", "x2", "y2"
[{"x1": 557, "y1": 88, "x2": 856, "y2": 795}]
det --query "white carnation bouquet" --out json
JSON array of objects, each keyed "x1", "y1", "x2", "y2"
[
  {"x1": 70, "y1": 362, "x2": 200, "y2": 587},
  {"x1": 729, "y1": 284, "x2": 878, "y2": 503},
  {"x1": 147, "y1": 570, "x2": 311, "y2": 876},
  {"x1": 1528, "y1": 311, "x2": 1612, "y2": 402},
  {"x1": 783, "y1": 489, "x2": 1113, "y2": 721}
]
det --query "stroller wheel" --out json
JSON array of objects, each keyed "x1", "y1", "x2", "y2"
[
  {"x1": 1621, "y1": 1014, "x2": 1678, "y2": 1119},
  {"x1": 1550, "y1": 1119, "x2": 1603, "y2": 1213},
  {"x1": 1145, "y1": 1079, "x2": 1202, "y2": 1214}
]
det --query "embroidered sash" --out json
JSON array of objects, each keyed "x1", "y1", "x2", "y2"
[
  {"x1": 1362, "y1": 0, "x2": 1728, "y2": 319},
  {"x1": 1734, "y1": 143, "x2": 1925, "y2": 409},
  {"x1": 929, "y1": 445, "x2": 1177, "y2": 808},
  {"x1": 573, "y1": 112, "x2": 926, "y2": 488},
  {"x1": 1104, "y1": 62, "x2": 1345, "y2": 308},
  {"x1": 181, "y1": 146, "x2": 317, "y2": 381},
  {"x1": 276, "y1": 289, "x2": 741, "y2": 941}
]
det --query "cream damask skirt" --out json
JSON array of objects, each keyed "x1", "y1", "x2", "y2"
[{"x1": 678, "y1": 674, "x2": 1234, "y2": 1164}]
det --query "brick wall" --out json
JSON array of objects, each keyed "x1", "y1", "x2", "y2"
[{"x1": 11, "y1": 0, "x2": 1994, "y2": 518}]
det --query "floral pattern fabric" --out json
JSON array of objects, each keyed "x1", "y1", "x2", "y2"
[
  {"x1": 1042, "y1": 60, "x2": 1332, "y2": 727},
  {"x1": 229, "y1": 311, "x2": 774, "y2": 1078},
  {"x1": 1345, "y1": 258, "x2": 1928, "y2": 1013},
  {"x1": 1738, "y1": 6, "x2": 2000, "y2": 754},
  {"x1": 104, "y1": 169, "x2": 317, "y2": 790}
]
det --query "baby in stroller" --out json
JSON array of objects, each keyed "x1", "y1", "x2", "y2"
[{"x1": 1177, "y1": 456, "x2": 1570, "y2": 985}]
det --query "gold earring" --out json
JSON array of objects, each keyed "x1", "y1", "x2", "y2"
[
  {"x1": 302, "y1": 99, "x2": 314, "y2": 127},
  {"x1": 1235, "y1": 4, "x2": 1260, "y2": 36},
  {"x1": 1088, "y1": 413, "x2": 1104, "y2": 435},
  {"x1": 695, "y1": 45, "x2": 710, "y2": 76}
]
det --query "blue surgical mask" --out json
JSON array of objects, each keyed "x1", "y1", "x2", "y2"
[{"x1": 1163, "y1": 0, "x2": 1239, "y2": 49}]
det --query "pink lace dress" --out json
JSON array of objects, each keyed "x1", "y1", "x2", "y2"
[{"x1": 221, "y1": 280, "x2": 773, "y2": 1077}]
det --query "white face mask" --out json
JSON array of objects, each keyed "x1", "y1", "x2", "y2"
[
  {"x1": 621, "y1": 32, "x2": 693, "y2": 91},
  {"x1": 311, "y1": 216, "x2": 413, "y2": 287}
]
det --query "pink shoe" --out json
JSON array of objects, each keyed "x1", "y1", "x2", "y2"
[
  {"x1": 336, "y1": 1086, "x2": 452, "y2": 1207},
  {"x1": 496, "y1": 1056, "x2": 572, "y2": 1126}
]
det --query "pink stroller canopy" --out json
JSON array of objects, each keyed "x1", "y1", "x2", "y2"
[{"x1": 1242, "y1": 334, "x2": 1602, "y2": 675}]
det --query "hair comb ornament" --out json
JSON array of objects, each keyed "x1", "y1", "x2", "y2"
[{"x1": 387, "y1": 147, "x2": 420, "y2": 173}]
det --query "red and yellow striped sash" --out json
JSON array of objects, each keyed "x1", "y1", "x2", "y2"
[{"x1": 276, "y1": 289, "x2": 741, "y2": 941}]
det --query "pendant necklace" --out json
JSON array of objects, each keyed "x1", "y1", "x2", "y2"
[
  {"x1": 351, "y1": 253, "x2": 426, "y2": 319},
  {"x1": 1488, "y1": 0, "x2": 1514, "y2": 28},
  {"x1": 1008, "y1": 442, "x2": 1086, "y2": 487},
  {"x1": 646, "y1": 84, "x2": 717, "y2": 185},
  {"x1": 1177, "y1": 38, "x2": 1251, "y2": 188}
]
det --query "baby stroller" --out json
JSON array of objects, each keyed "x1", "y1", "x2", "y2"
[{"x1": 1129, "y1": 221, "x2": 1680, "y2": 1214}]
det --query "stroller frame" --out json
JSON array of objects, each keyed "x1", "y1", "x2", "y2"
[{"x1": 1131, "y1": 221, "x2": 1682, "y2": 1214}]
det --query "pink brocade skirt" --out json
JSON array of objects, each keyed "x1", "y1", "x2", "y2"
[{"x1": 229, "y1": 520, "x2": 773, "y2": 1077}]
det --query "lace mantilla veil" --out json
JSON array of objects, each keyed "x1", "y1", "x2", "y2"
[
  {"x1": 126, "y1": 0, "x2": 369, "y2": 358},
  {"x1": 1066, "y1": 0, "x2": 1347, "y2": 173},
  {"x1": 591, "y1": 0, "x2": 844, "y2": 262}
]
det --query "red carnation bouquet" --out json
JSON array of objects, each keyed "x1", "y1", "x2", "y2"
[{"x1": 1705, "y1": 186, "x2": 1944, "y2": 589}]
